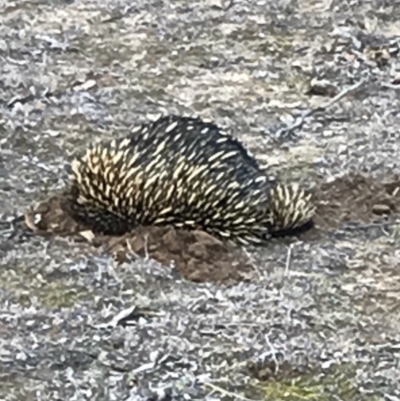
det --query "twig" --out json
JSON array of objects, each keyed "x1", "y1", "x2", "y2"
[
  {"x1": 212, "y1": 0, "x2": 234, "y2": 11},
  {"x1": 342, "y1": 220, "x2": 400, "y2": 232},
  {"x1": 275, "y1": 78, "x2": 366, "y2": 139},
  {"x1": 125, "y1": 237, "x2": 141, "y2": 260},
  {"x1": 204, "y1": 382, "x2": 260, "y2": 401},
  {"x1": 242, "y1": 247, "x2": 262, "y2": 280},
  {"x1": 100, "y1": 5, "x2": 136, "y2": 23},
  {"x1": 265, "y1": 335, "x2": 281, "y2": 374},
  {"x1": 284, "y1": 244, "x2": 293, "y2": 276},
  {"x1": 381, "y1": 82, "x2": 400, "y2": 91},
  {"x1": 143, "y1": 233, "x2": 150, "y2": 261},
  {"x1": 312, "y1": 220, "x2": 400, "y2": 243}
]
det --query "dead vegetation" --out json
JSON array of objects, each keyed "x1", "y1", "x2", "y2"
[{"x1": 1, "y1": 0, "x2": 400, "y2": 400}]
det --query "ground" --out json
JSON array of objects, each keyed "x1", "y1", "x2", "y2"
[{"x1": 1, "y1": 0, "x2": 400, "y2": 400}]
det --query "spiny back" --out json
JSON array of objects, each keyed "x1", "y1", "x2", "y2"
[
  {"x1": 62, "y1": 115, "x2": 314, "y2": 244},
  {"x1": 124, "y1": 115, "x2": 262, "y2": 182}
]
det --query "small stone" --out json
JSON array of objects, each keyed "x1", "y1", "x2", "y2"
[
  {"x1": 307, "y1": 78, "x2": 339, "y2": 97},
  {"x1": 372, "y1": 204, "x2": 391, "y2": 215},
  {"x1": 392, "y1": 73, "x2": 400, "y2": 85},
  {"x1": 79, "y1": 230, "x2": 96, "y2": 242}
]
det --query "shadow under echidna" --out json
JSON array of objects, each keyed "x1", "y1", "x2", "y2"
[{"x1": 60, "y1": 114, "x2": 316, "y2": 246}]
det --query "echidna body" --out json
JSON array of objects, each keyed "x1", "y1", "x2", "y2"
[{"x1": 62, "y1": 115, "x2": 315, "y2": 244}]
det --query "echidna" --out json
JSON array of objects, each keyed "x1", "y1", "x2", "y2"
[{"x1": 61, "y1": 115, "x2": 315, "y2": 245}]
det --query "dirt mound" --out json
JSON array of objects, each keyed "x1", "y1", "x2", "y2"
[
  {"x1": 106, "y1": 226, "x2": 254, "y2": 283},
  {"x1": 312, "y1": 173, "x2": 400, "y2": 231},
  {"x1": 24, "y1": 196, "x2": 255, "y2": 284},
  {"x1": 23, "y1": 172, "x2": 400, "y2": 283}
]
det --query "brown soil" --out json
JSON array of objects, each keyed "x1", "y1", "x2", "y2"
[
  {"x1": 309, "y1": 172, "x2": 400, "y2": 234},
  {"x1": 24, "y1": 173, "x2": 400, "y2": 284},
  {"x1": 24, "y1": 196, "x2": 255, "y2": 284}
]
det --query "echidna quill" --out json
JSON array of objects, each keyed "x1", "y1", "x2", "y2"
[{"x1": 61, "y1": 115, "x2": 315, "y2": 245}]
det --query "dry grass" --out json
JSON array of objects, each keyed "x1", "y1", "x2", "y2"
[{"x1": 1, "y1": 0, "x2": 400, "y2": 400}]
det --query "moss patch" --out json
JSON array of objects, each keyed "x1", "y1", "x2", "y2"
[
  {"x1": 0, "y1": 263, "x2": 90, "y2": 309},
  {"x1": 247, "y1": 362, "x2": 382, "y2": 401}
]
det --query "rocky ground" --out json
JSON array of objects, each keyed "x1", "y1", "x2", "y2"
[{"x1": 1, "y1": 0, "x2": 400, "y2": 400}]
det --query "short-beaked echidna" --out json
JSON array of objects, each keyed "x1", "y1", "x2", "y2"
[{"x1": 62, "y1": 115, "x2": 315, "y2": 245}]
